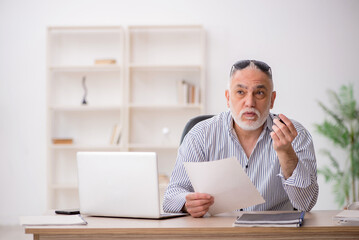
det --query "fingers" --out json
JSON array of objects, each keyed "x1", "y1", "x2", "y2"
[
  {"x1": 185, "y1": 200, "x2": 213, "y2": 218},
  {"x1": 185, "y1": 193, "x2": 214, "y2": 218},
  {"x1": 186, "y1": 192, "x2": 211, "y2": 201},
  {"x1": 276, "y1": 114, "x2": 297, "y2": 138},
  {"x1": 271, "y1": 114, "x2": 297, "y2": 150},
  {"x1": 272, "y1": 123, "x2": 292, "y2": 143},
  {"x1": 272, "y1": 115, "x2": 297, "y2": 138}
]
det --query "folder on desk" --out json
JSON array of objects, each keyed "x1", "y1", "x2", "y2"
[{"x1": 233, "y1": 211, "x2": 305, "y2": 227}]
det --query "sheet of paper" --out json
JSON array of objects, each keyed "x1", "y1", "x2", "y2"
[
  {"x1": 20, "y1": 215, "x2": 87, "y2": 226},
  {"x1": 183, "y1": 157, "x2": 265, "y2": 215}
]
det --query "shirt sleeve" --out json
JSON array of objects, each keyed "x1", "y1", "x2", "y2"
[
  {"x1": 277, "y1": 127, "x2": 319, "y2": 211},
  {"x1": 162, "y1": 132, "x2": 205, "y2": 213}
]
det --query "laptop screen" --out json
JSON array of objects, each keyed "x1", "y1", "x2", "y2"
[{"x1": 77, "y1": 152, "x2": 162, "y2": 218}]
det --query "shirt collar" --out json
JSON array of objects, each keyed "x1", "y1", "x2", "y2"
[{"x1": 266, "y1": 113, "x2": 276, "y2": 132}]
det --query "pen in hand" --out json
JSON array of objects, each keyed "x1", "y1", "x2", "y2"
[{"x1": 273, "y1": 114, "x2": 286, "y2": 125}]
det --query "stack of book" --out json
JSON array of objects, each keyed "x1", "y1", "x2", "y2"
[
  {"x1": 233, "y1": 211, "x2": 305, "y2": 227},
  {"x1": 177, "y1": 80, "x2": 200, "y2": 105},
  {"x1": 333, "y1": 210, "x2": 359, "y2": 226}
]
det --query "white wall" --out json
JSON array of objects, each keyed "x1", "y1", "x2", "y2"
[{"x1": 1, "y1": 0, "x2": 359, "y2": 225}]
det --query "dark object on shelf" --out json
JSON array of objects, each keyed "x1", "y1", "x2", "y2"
[{"x1": 82, "y1": 76, "x2": 88, "y2": 105}]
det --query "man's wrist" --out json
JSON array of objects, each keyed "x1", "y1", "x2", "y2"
[{"x1": 277, "y1": 148, "x2": 298, "y2": 179}]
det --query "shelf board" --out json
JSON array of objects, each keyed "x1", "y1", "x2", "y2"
[
  {"x1": 129, "y1": 64, "x2": 201, "y2": 71},
  {"x1": 129, "y1": 25, "x2": 203, "y2": 30},
  {"x1": 129, "y1": 104, "x2": 202, "y2": 110},
  {"x1": 50, "y1": 144, "x2": 124, "y2": 150},
  {"x1": 128, "y1": 144, "x2": 178, "y2": 150},
  {"x1": 51, "y1": 184, "x2": 78, "y2": 190},
  {"x1": 49, "y1": 65, "x2": 122, "y2": 72},
  {"x1": 48, "y1": 25, "x2": 123, "y2": 32},
  {"x1": 49, "y1": 105, "x2": 123, "y2": 112}
]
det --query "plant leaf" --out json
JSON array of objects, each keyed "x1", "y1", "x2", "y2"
[
  {"x1": 315, "y1": 121, "x2": 349, "y2": 148},
  {"x1": 316, "y1": 84, "x2": 359, "y2": 207},
  {"x1": 319, "y1": 149, "x2": 341, "y2": 172},
  {"x1": 352, "y1": 140, "x2": 359, "y2": 178},
  {"x1": 338, "y1": 84, "x2": 357, "y2": 120},
  {"x1": 318, "y1": 166, "x2": 337, "y2": 182},
  {"x1": 317, "y1": 100, "x2": 345, "y2": 128},
  {"x1": 332, "y1": 173, "x2": 350, "y2": 207}
]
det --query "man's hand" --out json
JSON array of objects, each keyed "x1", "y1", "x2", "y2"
[
  {"x1": 183, "y1": 193, "x2": 214, "y2": 218},
  {"x1": 270, "y1": 114, "x2": 298, "y2": 179}
]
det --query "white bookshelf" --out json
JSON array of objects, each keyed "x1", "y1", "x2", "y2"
[
  {"x1": 127, "y1": 25, "x2": 205, "y2": 178},
  {"x1": 46, "y1": 25, "x2": 205, "y2": 210},
  {"x1": 46, "y1": 26, "x2": 125, "y2": 209}
]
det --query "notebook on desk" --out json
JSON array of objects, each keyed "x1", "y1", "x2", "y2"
[{"x1": 77, "y1": 151, "x2": 187, "y2": 219}]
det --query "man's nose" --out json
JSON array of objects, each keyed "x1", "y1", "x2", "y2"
[{"x1": 244, "y1": 93, "x2": 255, "y2": 107}]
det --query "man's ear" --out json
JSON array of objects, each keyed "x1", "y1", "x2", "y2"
[
  {"x1": 225, "y1": 90, "x2": 230, "y2": 108},
  {"x1": 270, "y1": 91, "x2": 276, "y2": 109}
]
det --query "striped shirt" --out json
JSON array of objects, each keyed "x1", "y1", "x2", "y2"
[{"x1": 163, "y1": 110, "x2": 318, "y2": 213}]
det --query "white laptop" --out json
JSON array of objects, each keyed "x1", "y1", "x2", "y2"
[{"x1": 77, "y1": 151, "x2": 187, "y2": 219}]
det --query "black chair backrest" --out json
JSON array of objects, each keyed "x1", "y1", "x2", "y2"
[{"x1": 180, "y1": 115, "x2": 214, "y2": 145}]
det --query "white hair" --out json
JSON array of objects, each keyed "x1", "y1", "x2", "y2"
[{"x1": 227, "y1": 62, "x2": 274, "y2": 91}]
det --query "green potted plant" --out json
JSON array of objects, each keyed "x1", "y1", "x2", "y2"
[{"x1": 315, "y1": 84, "x2": 359, "y2": 208}]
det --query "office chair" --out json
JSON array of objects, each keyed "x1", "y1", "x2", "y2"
[{"x1": 180, "y1": 115, "x2": 214, "y2": 144}]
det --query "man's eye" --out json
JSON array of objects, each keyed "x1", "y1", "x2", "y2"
[
  {"x1": 237, "y1": 90, "x2": 245, "y2": 95},
  {"x1": 256, "y1": 91, "x2": 266, "y2": 99}
]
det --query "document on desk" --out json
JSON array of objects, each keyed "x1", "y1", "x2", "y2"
[
  {"x1": 20, "y1": 215, "x2": 87, "y2": 226},
  {"x1": 183, "y1": 157, "x2": 265, "y2": 215}
]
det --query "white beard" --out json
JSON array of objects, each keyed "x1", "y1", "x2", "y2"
[{"x1": 230, "y1": 104, "x2": 270, "y2": 131}]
